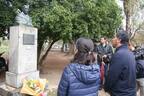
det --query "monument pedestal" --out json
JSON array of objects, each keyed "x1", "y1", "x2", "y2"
[
  {"x1": 6, "y1": 71, "x2": 39, "y2": 88},
  {"x1": 6, "y1": 25, "x2": 39, "y2": 88}
]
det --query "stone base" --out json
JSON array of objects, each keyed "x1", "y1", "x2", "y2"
[
  {"x1": 6, "y1": 71, "x2": 39, "y2": 88},
  {"x1": 0, "y1": 83, "x2": 22, "y2": 96},
  {"x1": 0, "y1": 83, "x2": 48, "y2": 96}
]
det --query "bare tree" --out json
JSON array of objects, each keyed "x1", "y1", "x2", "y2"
[{"x1": 123, "y1": 0, "x2": 144, "y2": 39}]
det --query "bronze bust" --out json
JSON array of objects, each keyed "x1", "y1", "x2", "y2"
[
  {"x1": 5, "y1": 0, "x2": 33, "y2": 26},
  {"x1": 15, "y1": 4, "x2": 33, "y2": 26}
]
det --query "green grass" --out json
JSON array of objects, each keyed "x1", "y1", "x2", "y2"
[
  {"x1": 0, "y1": 40, "x2": 9, "y2": 53},
  {"x1": 0, "y1": 45, "x2": 9, "y2": 53}
]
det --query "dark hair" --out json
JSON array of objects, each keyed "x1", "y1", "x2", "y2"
[
  {"x1": 101, "y1": 37, "x2": 107, "y2": 40},
  {"x1": 116, "y1": 30, "x2": 129, "y2": 44},
  {"x1": 72, "y1": 51, "x2": 96, "y2": 65},
  {"x1": 72, "y1": 38, "x2": 96, "y2": 65}
]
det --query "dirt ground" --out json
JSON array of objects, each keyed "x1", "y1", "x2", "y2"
[
  {"x1": 0, "y1": 50, "x2": 108, "y2": 96},
  {"x1": 40, "y1": 50, "x2": 108, "y2": 96},
  {"x1": 40, "y1": 51, "x2": 72, "y2": 89}
]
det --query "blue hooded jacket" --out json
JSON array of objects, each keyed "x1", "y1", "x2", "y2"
[{"x1": 58, "y1": 63, "x2": 100, "y2": 96}]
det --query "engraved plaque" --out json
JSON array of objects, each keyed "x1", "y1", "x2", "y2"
[{"x1": 23, "y1": 34, "x2": 35, "y2": 45}]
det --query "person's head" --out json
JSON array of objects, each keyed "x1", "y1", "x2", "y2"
[
  {"x1": 22, "y1": 4, "x2": 29, "y2": 14},
  {"x1": 112, "y1": 30, "x2": 129, "y2": 48},
  {"x1": 72, "y1": 37, "x2": 96, "y2": 65},
  {"x1": 100, "y1": 37, "x2": 107, "y2": 45}
]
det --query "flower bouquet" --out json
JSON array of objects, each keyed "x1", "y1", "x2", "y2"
[{"x1": 20, "y1": 79, "x2": 48, "y2": 96}]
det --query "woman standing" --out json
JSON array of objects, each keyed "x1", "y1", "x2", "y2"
[{"x1": 58, "y1": 37, "x2": 100, "y2": 96}]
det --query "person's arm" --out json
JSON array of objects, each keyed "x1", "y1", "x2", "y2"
[
  {"x1": 106, "y1": 45, "x2": 113, "y2": 58},
  {"x1": 104, "y1": 53, "x2": 123, "y2": 92},
  {"x1": 57, "y1": 66, "x2": 69, "y2": 96}
]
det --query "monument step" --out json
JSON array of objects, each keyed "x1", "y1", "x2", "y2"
[
  {"x1": 0, "y1": 83, "x2": 48, "y2": 96},
  {"x1": 0, "y1": 83, "x2": 23, "y2": 96}
]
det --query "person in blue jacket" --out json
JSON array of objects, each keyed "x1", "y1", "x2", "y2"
[
  {"x1": 58, "y1": 37, "x2": 100, "y2": 96},
  {"x1": 104, "y1": 31, "x2": 136, "y2": 96}
]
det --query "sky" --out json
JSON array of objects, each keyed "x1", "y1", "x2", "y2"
[{"x1": 116, "y1": 0, "x2": 126, "y2": 29}]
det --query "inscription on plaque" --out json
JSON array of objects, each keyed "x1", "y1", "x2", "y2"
[{"x1": 23, "y1": 34, "x2": 35, "y2": 45}]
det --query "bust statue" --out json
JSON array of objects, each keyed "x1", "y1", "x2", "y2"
[
  {"x1": 4, "y1": 0, "x2": 33, "y2": 26},
  {"x1": 15, "y1": 4, "x2": 33, "y2": 26}
]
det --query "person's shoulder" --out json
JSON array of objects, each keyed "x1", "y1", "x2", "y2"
[
  {"x1": 115, "y1": 50, "x2": 127, "y2": 57},
  {"x1": 97, "y1": 44, "x2": 102, "y2": 49},
  {"x1": 63, "y1": 63, "x2": 76, "y2": 73},
  {"x1": 115, "y1": 48, "x2": 134, "y2": 60},
  {"x1": 91, "y1": 63, "x2": 100, "y2": 68},
  {"x1": 97, "y1": 43, "x2": 102, "y2": 46},
  {"x1": 113, "y1": 49, "x2": 125, "y2": 58},
  {"x1": 106, "y1": 44, "x2": 112, "y2": 48}
]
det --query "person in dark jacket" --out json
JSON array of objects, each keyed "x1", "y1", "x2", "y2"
[
  {"x1": 136, "y1": 60, "x2": 144, "y2": 96},
  {"x1": 95, "y1": 37, "x2": 113, "y2": 88},
  {"x1": 58, "y1": 37, "x2": 100, "y2": 96},
  {"x1": 96, "y1": 37, "x2": 113, "y2": 64},
  {"x1": 130, "y1": 46, "x2": 144, "y2": 80},
  {"x1": 104, "y1": 31, "x2": 136, "y2": 96},
  {"x1": 129, "y1": 45, "x2": 144, "y2": 96}
]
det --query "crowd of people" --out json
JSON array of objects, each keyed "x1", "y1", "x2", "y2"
[{"x1": 57, "y1": 30, "x2": 144, "y2": 96}]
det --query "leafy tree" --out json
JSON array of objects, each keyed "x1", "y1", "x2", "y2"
[
  {"x1": 0, "y1": 0, "x2": 13, "y2": 37},
  {"x1": 59, "y1": 0, "x2": 121, "y2": 41},
  {"x1": 59, "y1": 0, "x2": 122, "y2": 54},
  {"x1": 0, "y1": 0, "x2": 122, "y2": 67},
  {"x1": 30, "y1": 0, "x2": 73, "y2": 66},
  {"x1": 0, "y1": 0, "x2": 28, "y2": 37}
]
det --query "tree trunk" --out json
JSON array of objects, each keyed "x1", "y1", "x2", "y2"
[
  {"x1": 37, "y1": 43, "x2": 43, "y2": 70},
  {"x1": 124, "y1": 0, "x2": 131, "y2": 34},
  {"x1": 68, "y1": 40, "x2": 76, "y2": 55},
  {"x1": 61, "y1": 42, "x2": 64, "y2": 52},
  {"x1": 126, "y1": 15, "x2": 131, "y2": 34},
  {"x1": 38, "y1": 39, "x2": 58, "y2": 70}
]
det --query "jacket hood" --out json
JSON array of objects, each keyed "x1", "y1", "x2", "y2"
[{"x1": 69, "y1": 63, "x2": 100, "y2": 84}]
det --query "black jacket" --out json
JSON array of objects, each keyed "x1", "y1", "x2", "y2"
[
  {"x1": 96, "y1": 44, "x2": 113, "y2": 56},
  {"x1": 136, "y1": 60, "x2": 144, "y2": 79},
  {"x1": 95, "y1": 44, "x2": 113, "y2": 64},
  {"x1": 104, "y1": 44, "x2": 136, "y2": 96}
]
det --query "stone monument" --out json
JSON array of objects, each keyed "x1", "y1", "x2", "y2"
[
  {"x1": 5, "y1": 3, "x2": 39, "y2": 88},
  {"x1": 6, "y1": 25, "x2": 39, "y2": 88}
]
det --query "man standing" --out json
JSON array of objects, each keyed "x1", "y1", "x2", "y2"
[
  {"x1": 104, "y1": 31, "x2": 136, "y2": 96},
  {"x1": 96, "y1": 37, "x2": 113, "y2": 64},
  {"x1": 95, "y1": 37, "x2": 113, "y2": 83}
]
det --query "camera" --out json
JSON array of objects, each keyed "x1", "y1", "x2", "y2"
[{"x1": 97, "y1": 54, "x2": 111, "y2": 64}]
